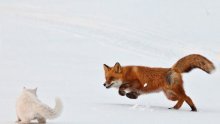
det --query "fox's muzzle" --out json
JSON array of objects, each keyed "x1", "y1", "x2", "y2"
[
  {"x1": 103, "y1": 80, "x2": 122, "y2": 89},
  {"x1": 103, "y1": 83, "x2": 113, "y2": 89}
]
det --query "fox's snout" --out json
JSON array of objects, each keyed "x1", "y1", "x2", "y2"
[
  {"x1": 103, "y1": 83, "x2": 109, "y2": 88},
  {"x1": 103, "y1": 82, "x2": 113, "y2": 89},
  {"x1": 103, "y1": 80, "x2": 123, "y2": 89}
]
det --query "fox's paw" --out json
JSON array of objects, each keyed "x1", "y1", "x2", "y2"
[
  {"x1": 168, "y1": 106, "x2": 180, "y2": 110},
  {"x1": 126, "y1": 92, "x2": 138, "y2": 99},
  {"x1": 119, "y1": 90, "x2": 126, "y2": 96},
  {"x1": 168, "y1": 107, "x2": 176, "y2": 110},
  {"x1": 191, "y1": 106, "x2": 197, "y2": 112}
]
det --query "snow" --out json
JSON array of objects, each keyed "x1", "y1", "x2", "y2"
[{"x1": 0, "y1": 0, "x2": 220, "y2": 123}]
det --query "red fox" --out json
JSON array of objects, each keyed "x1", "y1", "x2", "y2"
[{"x1": 103, "y1": 54, "x2": 215, "y2": 111}]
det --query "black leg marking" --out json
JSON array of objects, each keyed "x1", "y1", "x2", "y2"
[
  {"x1": 191, "y1": 106, "x2": 197, "y2": 112},
  {"x1": 119, "y1": 90, "x2": 126, "y2": 96},
  {"x1": 126, "y1": 92, "x2": 139, "y2": 99}
]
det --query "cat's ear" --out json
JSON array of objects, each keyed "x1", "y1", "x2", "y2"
[{"x1": 34, "y1": 87, "x2": 38, "y2": 93}]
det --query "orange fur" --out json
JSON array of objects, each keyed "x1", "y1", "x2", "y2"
[{"x1": 103, "y1": 54, "x2": 215, "y2": 111}]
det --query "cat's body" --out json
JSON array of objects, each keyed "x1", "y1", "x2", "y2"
[{"x1": 16, "y1": 87, "x2": 62, "y2": 124}]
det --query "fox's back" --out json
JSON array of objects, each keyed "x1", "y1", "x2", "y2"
[{"x1": 123, "y1": 66, "x2": 170, "y2": 86}]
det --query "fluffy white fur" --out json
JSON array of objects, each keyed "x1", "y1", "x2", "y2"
[
  {"x1": 16, "y1": 87, "x2": 63, "y2": 124},
  {"x1": 110, "y1": 80, "x2": 123, "y2": 88}
]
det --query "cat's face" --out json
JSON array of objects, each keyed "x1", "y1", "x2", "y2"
[{"x1": 23, "y1": 87, "x2": 37, "y2": 96}]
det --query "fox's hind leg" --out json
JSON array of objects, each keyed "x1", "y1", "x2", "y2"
[
  {"x1": 172, "y1": 98, "x2": 184, "y2": 110},
  {"x1": 164, "y1": 90, "x2": 183, "y2": 109},
  {"x1": 172, "y1": 95, "x2": 197, "y2": 111},
  {"x1": 169, "y1": 85, "x2": 185, "y2": 110},
  {"x1": 170, "y1": 85, "x2": 197, "y2": 111},
  {"x1": 164, "y1": 90, "x2": 178, "y2": 101},
  {"x1": 183, "y1": 95, "x2": 197, "y2": 111}
]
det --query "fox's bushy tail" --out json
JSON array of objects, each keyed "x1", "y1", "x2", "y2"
[
  {"x1": 172, "y1": 54, "x2": 215, "y2": 74},
  {"x1": 36, "y1": 97, "x2": 63, "y2": 119}
]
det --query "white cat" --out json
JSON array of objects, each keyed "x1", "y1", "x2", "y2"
[{"x1": 16, "y1": 87, "x2": 63, "y2": 124}]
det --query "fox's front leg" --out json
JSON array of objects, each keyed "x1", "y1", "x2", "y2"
[
  {"x1": 126, "y1": 81, "x2": 142, "y2": 99},
  {"x1": 126, "y1": 92, "x2": 140, "y2": 99},
  {"x1": 119, "y1": 83, "x2": 131, "y2": 96},
  {"x1": 119, "y1": 81, "x2": 141, "y2": 99}
]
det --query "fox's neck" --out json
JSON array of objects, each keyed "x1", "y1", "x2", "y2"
[{"x1": 121, "y1": 66, "x2": 140, "y2": 82}]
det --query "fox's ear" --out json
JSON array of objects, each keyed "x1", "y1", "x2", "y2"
[
  {"x1": 113, "y1": 62, "x2": 122, "y2": 73},
  {"x1": 103, "y1": 64, "x2": 111, "y2": 72}
]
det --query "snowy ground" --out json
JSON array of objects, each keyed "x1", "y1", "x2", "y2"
[{"x1": 0, "y1": 0, "x2": 220, "y2": 123}]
